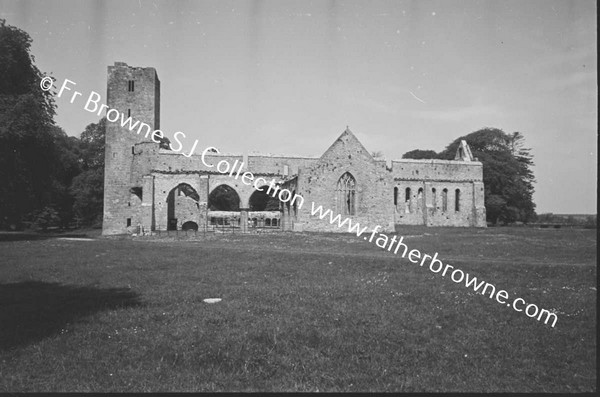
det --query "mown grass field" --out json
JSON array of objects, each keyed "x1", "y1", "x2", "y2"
[{"x1": 0, "y1": 226, "x2": 596, "y2": 392}]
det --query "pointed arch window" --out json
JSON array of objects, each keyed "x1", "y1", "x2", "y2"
[
  {"x1": 442, "y1": 188, "x2": 448, "y2": 212},
  {"x1": 337, "y1": 172, "x2": 356, "y2": 215},
  {"x1": 455, "y1": 189, "x2": 460, "y2": 212}
]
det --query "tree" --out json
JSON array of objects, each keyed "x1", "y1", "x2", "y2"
[
  {"x1": 402, "y1": 149, "x2": 438, "y2": 159},
  {"x1": 70, "y1": 168, "x2": 104, "y2": 226},
  {"x1": 70, "y1": 118, "x2": 106, "y2": 226},
  {"x1": 0, "y1": 19, "x2": 58, "y2": 229},
  {"x1": 79, "y1": 117, "x2": 107, "y2": 169},
  {"x1": 46, "y1": 125, "x2": 83, "y2": 226},
  {"x1": 437, "y1": 128, "x2": 536, "y2": 224}
]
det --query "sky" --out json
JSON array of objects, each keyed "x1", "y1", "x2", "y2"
[{"x1": 0, "y1": 0, "x2": 597, "y2": 214}]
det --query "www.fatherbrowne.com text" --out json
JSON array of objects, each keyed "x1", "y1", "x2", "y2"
[{"x1": 307, "y1": 202, "x2": 558, "y2": 328}]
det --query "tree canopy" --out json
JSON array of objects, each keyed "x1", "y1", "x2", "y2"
[
  {"x1": 69, "y1": 118, "x2": 106, "y2": 227},
  {"x1": 402, "y1": 128, "x2": 536, "y2": 224},
  {"x1": 402, "y1": 149, "x2": 438, "y2": 160},
  {"x1": 0, "y1": 19, "x2": 60, "y2": 228},
  {"x1": 0, "y1": 19, "x2": 108, "y2": 229}
]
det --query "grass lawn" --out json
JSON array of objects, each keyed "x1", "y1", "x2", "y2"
[{"x1": 0, "y1": 226, "x2": 596, "y2": 392}]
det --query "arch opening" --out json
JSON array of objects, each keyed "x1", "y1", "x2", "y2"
[
  {"x1": 182, "y1": 221, "x2": 199, "y2": 231},
  {"x1": 208, "y1": 185, "x2": 240, "y2": 211},
  {"x1": 249, "y1": 186, "x2": 280, "y2": 211},
  {"x1": 167, "y1": 183, "x2": 200, "y2": 230},
  {"x1": 455, "y1": 189, "x2": 461, "y2": 212}
]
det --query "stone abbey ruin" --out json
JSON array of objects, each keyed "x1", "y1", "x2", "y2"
[{"x1": 102, "y1": 62, "x2": 486, "y2": 235}]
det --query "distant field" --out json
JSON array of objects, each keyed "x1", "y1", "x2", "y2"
[{"x1": 0, "y1": 227, "x2": 596, "y2": 392}]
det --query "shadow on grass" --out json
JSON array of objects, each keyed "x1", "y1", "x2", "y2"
[
  {"x1": 0, "y1": 232, "x2": 92, "y2": 242},
  {"x1": 0, "y1": 281, "x2": 142, "y2": 351}
]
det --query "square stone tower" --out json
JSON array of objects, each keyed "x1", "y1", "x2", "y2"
[{"x1": 102, "y1": 62, "x2": 160, "y2": 235}]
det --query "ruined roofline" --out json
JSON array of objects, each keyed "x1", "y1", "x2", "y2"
[
  {"x1": 390, "y1": 158, "x2": 483, "y2": 166},
  {"x1": 150, "y1": 169, "x2": 297, "y2": 179},
  {"x1": 111, "y1": 61, "x2": 158, "y2": 73},
  {"x1": 156, "y1": 147, "x2": 318, "y2": 160}
]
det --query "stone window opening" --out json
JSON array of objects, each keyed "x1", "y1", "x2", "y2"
[
  {"x1": 127, "y1": 108, "x2": 131, "y2": 117},
  {"x1": 128, "y1": 80, "x2": 135, "y2": 92},
  {"x1": 130, "y1": 186, "x2": 142, "y2": 201},
  {"x1": 432, "y1": 188, "x2": 437, "y2": 211},
  {"x1": 442, "y1": 188, "x2": 448, "y2": 212},
  {"x1": 455, "y1": 189, "x2": 461, "y2": 212},
  {"x1": 336, "y1": 172, "x2": 356, "y2": 216},
  {"x1": 417, "y1": 187, "x2": 424, "y2": 211},
  {"x1": 393, "y1": 187, "x2": 398, "y2": 207},
  {"x1": 405, "y1": 187, "x2": 411, "y2": 213},
  {"x1": 126, "y1": 218, "x2": 131, "y2": 227}
]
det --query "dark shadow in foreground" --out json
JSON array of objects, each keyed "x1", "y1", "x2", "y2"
[
  {"x1": 0, "y1": 281, "x2": 142, "y2": 351},
  {"x1": 0, "y1": 232, "x2": 91, "y2": 242}
]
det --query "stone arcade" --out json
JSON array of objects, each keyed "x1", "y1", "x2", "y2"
[{"x1": 102, "y1": 62, "x2": 486, "y2": 235}]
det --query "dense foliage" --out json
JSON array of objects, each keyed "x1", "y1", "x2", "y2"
[
  {"x1": 403, "y1": 128, "x2": 537, "y2": 224},
  {"x1": 1, "y1": 19, "x2": 60, "y2": 228},
  {"x1": 402, "y1": 149, "x2": 438, "y2": 160},
  {"x1": 0, "y1": 19, "x2": 106, "y2": 229},
  {"x1": 70, "y1": 119, "x2": 106, "y2": 227}
]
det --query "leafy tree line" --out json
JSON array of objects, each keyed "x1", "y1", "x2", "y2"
[
  {"x1": 0, "y1": 19, "x2": 105, "y2": 230},
  {"x1": 402, "y1": 128, "x2": 537, "y2": 225}
]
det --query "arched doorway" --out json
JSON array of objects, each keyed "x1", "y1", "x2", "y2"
[
  {"x1": 182, "y1": 221, "x2": 199, "y2": 231},
  {"x1": 167, "y1": 183, "x2": 200, "y2": 231}
]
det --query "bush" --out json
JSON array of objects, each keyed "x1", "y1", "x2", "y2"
[{"x1": 28, "y1": 207, "x2": 61, "y2": 231}]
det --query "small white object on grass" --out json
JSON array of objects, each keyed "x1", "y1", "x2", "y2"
[{"x1": 203, "y1": 298, "x2": 222, "y2": 303}]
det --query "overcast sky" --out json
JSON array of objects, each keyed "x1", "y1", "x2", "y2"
[{"x1": 1, "y1": 0, "x2": 596, "y2": 214}]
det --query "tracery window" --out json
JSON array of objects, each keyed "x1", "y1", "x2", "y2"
[{"x1": 337, "y1": 172, "x2": 356, "y2": 215}]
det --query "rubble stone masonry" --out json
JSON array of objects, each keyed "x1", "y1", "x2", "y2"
[{"x1": 102, "y1": 62, "x2": 486, "y2": 235}]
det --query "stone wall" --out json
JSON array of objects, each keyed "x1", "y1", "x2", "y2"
[
  {"x1": 294, "y1": 129, "x2": 395, "y2": 233},
  {"x1": 390, "y1": 159, "x2": 483, "y2": 181},
  {"x1": 103, "y1": 62, "x2": 161, "y2": 235},
  {"x1": 102, "y1": 62, "x2": 487, "y2": 235}
]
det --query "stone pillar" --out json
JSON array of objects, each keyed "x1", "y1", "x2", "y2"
[
  {"x1": 240, "y1": 208, "x2": 249, "y2": 233},
  {"x1": 141, "y1": 175, "x2": 155, "y2": 234},
  {"x1": 198, "y1": 175, "x2": 209, "y2": 231},
  {"x1": 281, "y1": 205, "x2": 291, "y2": 231}
]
